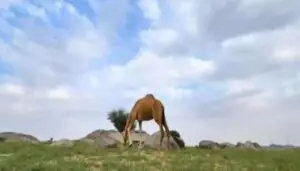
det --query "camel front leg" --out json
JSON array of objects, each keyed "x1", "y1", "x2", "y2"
[
  {"x1": 127, "y1": 119, "x2": 135, "y2": 147},
  {"x1": 127, "y1": 127, "x2": 133, "y2": 147}
]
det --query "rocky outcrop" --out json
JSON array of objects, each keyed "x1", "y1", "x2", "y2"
[
  {"x1": 81, "y1": 129, "x2": 150, "y2": 148},
  {"x1": 219, "y1": 142, "x2": 235, "y2": 149},
  {"x1": 82, "y1": 129, "x2": 183, "y2": 149},
  {"x1": 144, "y1": 131, "x2": 180, "y2": 149},
  {"x1": 197, "y1": 140, "x2": 220, "y2": 149},
  {"x1": 0, "y1": 132, "x2": 39, "y2": 143},
  {"x1": 236, "y1": 141, "x2": 260, "y2": 149}
]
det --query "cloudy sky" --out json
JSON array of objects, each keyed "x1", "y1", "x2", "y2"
[{"x1": 0, "y1": 0, "x2": 300, "y2": 146}]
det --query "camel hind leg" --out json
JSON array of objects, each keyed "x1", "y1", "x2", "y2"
[
  {"x1": 158, "y1": 123, "x2": 164, "y2": 149},
  {"x1": 138, "y1": 120, "x2": 143, "y2": 149},
  {"x1": 153, "y1": 105, "x2": 170, "y2": 150},
  {"x1": 162, "y1": 119, "x2": 170, "y2": 149},
  {"x1": 160, "y1": 105, "x2": 170, "y2": 149}
]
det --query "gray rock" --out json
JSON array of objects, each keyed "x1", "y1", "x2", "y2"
[
  {"x1": 252, "y1": 142, "x2": 261, "y2": 148},
  {"x1": 84, "y1": 130, "x2": 123, "y2": 148},
  {"x1": 95, "y1": 133, "x2": 121, "y2": 148},
  {"x1": 220, "y1": 142, "x2": 235, "y2": 149},
  {"x1": 82, "y1": 129, "x2": 151, "y2": 148},
  {"x1": 130, "y1": 130, "x2": 150, "y2": 144},
  {"x1": 198, "y1": 140, "x2": 220, "y2": 149},
  {"x1": 236, "y1": 141, "x2": 260, "y2": 149},
  {"x1": 0, "y1": 132, "x2": 39, "y2": 143},
  {"x1": 84, "y1": 129, "x2": 106, "y2": 140},
  {"x1": 236, "y1": 142, "x2": 244, "y2": 147},
  {"x1": 144, "y1": 131, "x2": 180, "y2": 149}
]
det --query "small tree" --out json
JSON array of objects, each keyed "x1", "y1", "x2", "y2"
[{"x1": 107, "y1": 108, "x2": 136, "y2": 132}]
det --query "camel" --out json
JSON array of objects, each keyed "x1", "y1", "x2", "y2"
[{"x1": 122, "y1": 93, "x2": 171, "y2": 149}]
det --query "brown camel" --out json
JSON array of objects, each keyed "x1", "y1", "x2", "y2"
[{"x1": 122, "y1": 93, "x2": 171, "y2": 149}]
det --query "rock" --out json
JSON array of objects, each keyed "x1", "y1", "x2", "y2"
[
  {"x1": 236, "y1": 141, "x2": 260, "y2": 149},
  {"x1": 236, "y1": 142, "x2": 244, "y2": 147},
  {"x1": 94, "y1": 133, "x2": 121, "y2": 148},
  {"x1": 129, "y1": 130, "x2": 150, "y2": 145},
  {"x1": 144, "y1": 131, "x2": 180, "y2": 149},
  {"x1": 252, "y1": 142, "x2": 261, "y2": 148},
  {"x1": 198, "y1": 140, "x2": 220, "y2": 149},
  {"x1": 82, "y1": 129, "x2": 151, "y2": 148},
  {"x1": 0, "y1": 132, "x2": 39, "y2": 143},
  {"x1": 84, "y1": 129, "x2": 106, "y2": 140},
  {"x1": 244, "y1": 141, "x2": 255, "y2": 149},
  {"x1": 220, "y1": 142, "x2": 235, "y2": 149},
  {"x1": 51, "y1": 139, "x2": 74, "y2": 147},
  {"x1": 83, "y1": 129, "x2": 124, "y2": 148},
  {"x1": 269, "y1": 144, "x2": 295, "y2": 149},
  {"x1": 219, "y1": 142, "x2": 235, "y2": 149}
]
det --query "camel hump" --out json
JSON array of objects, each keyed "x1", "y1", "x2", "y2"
[{"x1": 144, "y1": 93, "x2": 155, "y2": 99}]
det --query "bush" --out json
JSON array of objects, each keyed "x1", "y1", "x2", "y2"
[
  {"x1": 170, "y1": 130, "x2": 181, "y2": 138},
  {"x1": 170, "y1": 130, "x2": 185, "y2": 148},
  {"x1": 107, "y1": 108, "x2": 136, "y2": 132}
]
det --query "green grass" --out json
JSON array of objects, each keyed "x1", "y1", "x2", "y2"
[{"x1": 0, "y1": 142, "x2": 299, "y2": 171}]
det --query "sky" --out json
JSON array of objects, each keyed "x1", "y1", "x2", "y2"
[{"x1": 0, "y1": 0, "x2": 300, "y2": 146}]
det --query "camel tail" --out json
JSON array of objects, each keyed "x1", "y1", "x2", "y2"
[{"x1": 161, "y1": 105, "x2": 170, "y2": 133}]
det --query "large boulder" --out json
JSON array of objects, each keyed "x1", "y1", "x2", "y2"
[
  {"x1": 269, "y1": 144, "x2": 295, "y2": 149},
  {"x1": 144, "y1": 131, "x2": 180, "y2": 149},
  {"x1": 129, "y1": 130, "x2": 150, "y2": 144},
  {"x1": 82, "y1": 129, "x2": 122, "y2": 148},
  {"x1": 93, "y1": 130, "x2": 122, "y2": 148},
  {"x1": 198, "y1": 140, "x2": 220, "y2": 149},
  {"x1": 0, "y1": 132, "x2": 39, "y2": 143},
  {"x1": 236, "y1": 141, "x2": 260, "y2": 149},
  {"x1": 84, "y1": 129, "x2": 106, "y2": 140},
  {"x1": 82, "y1": 129, "x2": 151, "y2": 148},
  {"x1": 219, "y1": 142, "x2": 235, "y2": 149}
]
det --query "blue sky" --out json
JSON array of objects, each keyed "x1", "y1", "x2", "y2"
[{"x1": 1, "y1": 0, "x2": 300, "y2": 146}]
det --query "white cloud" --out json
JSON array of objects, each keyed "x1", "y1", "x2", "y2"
[
  {"x1": 1, "y1": 0, "x2": 300, "y2": 146},
  {"x1": 0, "y1": 83, "x2": 25, "y2": 96},
  {"x1": 225, "y1": 79, "x2": 256, "y2": 95},
  {"x1": 45, "y1": 86, "x2": 71, "y2": 100},
  {"x1": 96, "y1": 50, "x2": 215, "y2": 92},
  {"x1": 138, "y1": 0, "x2": 161, "y2": 25},
  {"x1": 140, "y1": 28, "x2": 178, "y2": 52}
]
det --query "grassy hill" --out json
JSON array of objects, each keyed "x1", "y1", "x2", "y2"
[{"x1": 0, "y1": 142, "x2": 299, "y2": 171}]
